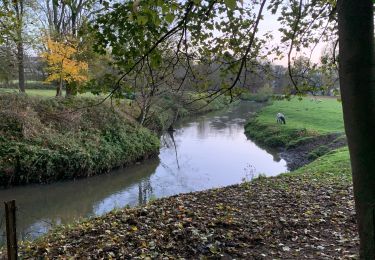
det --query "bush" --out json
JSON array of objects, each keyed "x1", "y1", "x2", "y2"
[{"x1": 0, "y1": 94, "x2": 160, "y2": 186}]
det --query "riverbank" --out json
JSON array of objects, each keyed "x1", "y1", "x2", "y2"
[
  {"x1": 15, "y1": 147, "x2": 357, "y2": 259},
  {"x1": 245, "y1": 97, "x2": 347, "y2": 170},
  {"x1": 0, "y1": 93, "x2": 229, "y2": 187},
  {"x1": 0, "y1": 94, "x2": 160, "y2": 187},
  {"x1": 1, "y1": 96, "x2": 358, "y2": 258}
]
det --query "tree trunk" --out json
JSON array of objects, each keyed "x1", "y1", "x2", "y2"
[
  {"x1": 338, "y1": 0, "x2": 375, "y2": 258},
  {"x1": 17, "y1": 41, "x2": 25, "y2": 93},
  {"x1": 56, "y1": 77, "x2": 63, "y2": 97},
  {"x1": 65, "y1": 83, "x2": 78, "y2": 97},
  {"x1": 14, "y1": 0, "x2": 25, "y2": 93},
  {"x1": 138, "y1": 100, "x2": 150, "y2": 125}
]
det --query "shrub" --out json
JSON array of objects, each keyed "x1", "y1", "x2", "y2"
[{"x1": 0, "y1": 94, "x2": 160, "y2": 186}]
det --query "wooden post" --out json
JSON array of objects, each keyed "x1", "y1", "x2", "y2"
[{"x1": 5, "y1": 200, "x2": 17, "y2": 260}]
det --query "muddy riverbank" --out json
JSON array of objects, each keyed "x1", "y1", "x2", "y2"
[{"x1": 280, "y1": 133, "x2": 347, "y2": 170}]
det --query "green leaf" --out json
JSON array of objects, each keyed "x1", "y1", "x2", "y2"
[
  {"x1": 224, "y1": 0, "x2": 237, "y2": 9},
  {"x1": 150, "y1": 52, "x2": 162, "y2": 68},
  {"x1": 137, "y1": 15, "x2": 148, "y2": 25},
  {"x1": 165, "y1": 13, "x2": 175, "y2": 23}
]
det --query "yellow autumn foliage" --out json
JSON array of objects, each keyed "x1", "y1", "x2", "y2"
[{"x1": 41, "y1": 38, "x2": 88, "y2": 84}]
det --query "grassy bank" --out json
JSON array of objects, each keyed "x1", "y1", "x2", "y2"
[
  {"x1": 0, "y1": 88, "x2": 98, "y2": 97},
  {"x1": 245, "y1": 97, "x2": 345, "y2": 148},
  {"x1": 0, "y1": 94, "x2": 160, "y2": 186}
]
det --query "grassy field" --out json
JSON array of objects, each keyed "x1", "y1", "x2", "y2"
[
  {"x1": 245, "y1": 95, "x2": 351, "y2": 181},
  {"x1": 0, "y1": 88, "x2": 97, "y2": 97},
  {"x1": 245, "y1": 97, "x2": 345, "y2": 147},
  {"x1": 255, "y1": 97, "x2": 345, "y2": 133}
]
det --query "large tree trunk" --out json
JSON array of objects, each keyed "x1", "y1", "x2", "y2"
[
  {"x1": 338, "y1": 0, "x2": 375, "y2": 258},
  {"x1": 17, "y1": 41, "x2": 25, "y2": 93}
]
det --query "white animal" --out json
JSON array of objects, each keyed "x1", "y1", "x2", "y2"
[{"x1": 276, "y1": 113, "x2": 286, "y2": 124}]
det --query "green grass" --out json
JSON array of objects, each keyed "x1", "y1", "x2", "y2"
[
  {"x1": 0, "y1": 88, "x2": 97, "y2": 97},
  {"x1": 290, "y1": 147, "x2": 351, "y2": 181},
  {"x1": 255, "y1": 97, "x2": 344, "y2": 133},
  {"x1": 245, "y1": 97, "x2": 345, "y2": 148},
  {"x1": 245, "y1": 96, "x2": 351, "y2": 182}
]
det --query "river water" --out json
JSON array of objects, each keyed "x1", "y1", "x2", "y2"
[{"x1": 0, "y1": 102, "x2": 287, "y2": 244}]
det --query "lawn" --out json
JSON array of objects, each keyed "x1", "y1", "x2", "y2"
[
  {"x1": 0, "y1": 88, "x2": 97, "y2": 97},
  {"x1": 256, "y1": 97, "x2": 345, "y2": 134}
]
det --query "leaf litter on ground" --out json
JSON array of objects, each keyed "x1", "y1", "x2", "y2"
[{"x1": 19, "y1": 172, "x2": 358, "y2": 259}]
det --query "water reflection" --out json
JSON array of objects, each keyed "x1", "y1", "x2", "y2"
[
  {"x1": 0, "y1": 159, "x2": 159, "y2": 242},
  {"x1": 0, "y1": 102, "x2": 287, "y2": 244}
]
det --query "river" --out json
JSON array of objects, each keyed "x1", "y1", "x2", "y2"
[{"x1": 0, "y1": 101, "x2": 287, "y2": 244}]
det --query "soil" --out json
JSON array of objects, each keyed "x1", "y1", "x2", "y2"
[{"x1": 281, "y1": 133, "x2": 347, "y2": 171}]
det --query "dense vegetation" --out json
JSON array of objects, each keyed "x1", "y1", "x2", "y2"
[{"x1": 0, "y1": 94, "x2": 160, "y2": 186}]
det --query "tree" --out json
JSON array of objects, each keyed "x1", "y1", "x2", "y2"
[
  {"x1": 13, "y1": 0, "x2": 26, "y2": 92},
  {"x1": 91, "y1": 1, "x2": 374, "y2": 256},
  {"x1": 338, "y1": 0, "x2": 375, "y2": 257},
  {"x1": 36, "y1": 0, "x2": 99, "y2": 96},
  {"x1": 38, "y1": 0, "x2": 97, "y2": 37},
  {"x1": 41, "y1": 38, "x2": 88, "y2": 96},
  {"x1": 0, "y1": 42, "x2": 17, "y2": 86},
  {"x1": 0, "y1": 2, "x2": 16, "y2": 44},
  {"x1": 0, "y1": 0, "x2": 30, "y2": 93}
]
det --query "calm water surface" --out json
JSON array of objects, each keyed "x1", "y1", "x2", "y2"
[{"x1": 0, "y1": 102, "x2": 287, "y2": 243}]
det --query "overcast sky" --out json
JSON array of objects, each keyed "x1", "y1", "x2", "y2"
[{"x1": 257, "y1": 7, "x2": 327, "y2": 66}]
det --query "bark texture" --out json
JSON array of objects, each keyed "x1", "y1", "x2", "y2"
[
  {"x1": 17, "y1": 41, "x2": 25, "y2": 93},
  {"x1": 338, "y1": 0, "x2": 375, "y2": 258}
]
